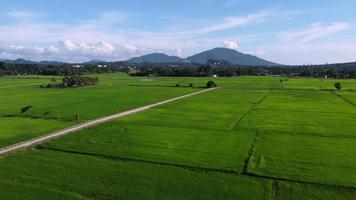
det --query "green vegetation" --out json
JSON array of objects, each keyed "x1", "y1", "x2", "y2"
[
  {"x1": 206, "y1": 80, "x2": 217, "y2": 88},
  {"x1": 335, "y1": 82, "x2": 342, "y2": 90},
  {"x1": 42, "y1": 75, "x2": 100, "y2": 88},
  {"x1": 0, "y1": 73, "x2": 356, "y2": 199}
]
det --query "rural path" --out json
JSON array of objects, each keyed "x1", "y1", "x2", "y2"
[{"x1": 0, "y1": 87, "x2": 218, "y2": 156}]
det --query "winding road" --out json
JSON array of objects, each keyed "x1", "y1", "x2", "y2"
[{"x1": 0, "y1": 87, "x2": 218, "y2": 156}]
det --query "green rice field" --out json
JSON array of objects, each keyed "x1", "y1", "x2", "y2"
[{"x1": 0, "y1": 73, "x2": 356, "y2": 199}]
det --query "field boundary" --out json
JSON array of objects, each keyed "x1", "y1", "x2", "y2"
[
  {"x1": 40, "y1": 145, "x2": 356, "y2": 194},
  {"x1": 39, "y1": 146, "x2": 239, "y2": 174},
  {"x1": 0, "y1": 87, "x2": 218, "y2": 156},
  {"x1": 330, "y1": 91, "x2": 356, "y2": 108},
  {"x1": 231, "y1": 90, "x2": 270, "y2": 129},
  {"x1": 243, "y1": 131, "x2": 259, "y2": 174}
]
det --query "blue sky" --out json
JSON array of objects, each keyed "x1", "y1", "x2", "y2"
[{"x1": 0, "y1": 0, "x2": 355, "y2": 64}]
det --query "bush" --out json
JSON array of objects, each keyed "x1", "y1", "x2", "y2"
[
  {"x1": 189, "y1": 83, "x2": 193, "y2": 87},
  {"x1": 74, "y1": 115, "x2": 80, "y2": 122},
  {"x1": 334, "y1": 82, "x2": 342, "y2": 90},
  {"x1": 20, "y1": 106, "x2": 33, "y2": 114},
  {"x1": 43, "y1": 111, "x2": 51, "y2": 119},
  {"x1": 175, "y1": 83, "x2": 180, "y2": 87},
  {"x1": 206, "y1": 81, "x2": 217, "y2": 88}
]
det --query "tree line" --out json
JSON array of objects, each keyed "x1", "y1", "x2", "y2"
[
  {"x1": 130, "y1": 65, "x2": 356, "y2": 78},
  {"x1": 1, "y1": 60, "x2": 356, "y2": 78},
  {"x1": 0, "y1": 63, "x2": 127, "y2": 76},
  {"x1": 42, "y1": 76, "x2": 99, "y2": 88}
]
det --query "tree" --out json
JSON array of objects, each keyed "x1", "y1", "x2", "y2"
[
  {"x1": 206, "y1": 80, "x2": 217, "y2": 88},
  {"x1": 189, "y1": 83, "x2": 193, "y2": 87},
  {"x1": 334, "y1": 82, "x2": 342, "y2": 90}
]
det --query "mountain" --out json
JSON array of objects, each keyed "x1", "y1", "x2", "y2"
[
  {"x1": 127, "y1": 53, "x2": 184, "y2": 63},
  {"x1": 82, "y1": 59, "x2": 106, "y2": 64},
  {"x1": 40, "y1": 60, "x2": 66, "y2": 65},
  {"x1": 3, "y1": 58, "x2": 39, "y2": 65},
  {"x1": 187, "y1": 48, "x2": 279, "y2": 66}
]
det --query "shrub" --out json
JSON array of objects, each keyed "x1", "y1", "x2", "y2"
[
  {"x1": 334, "y1": 82, "x2": 342, "y2": 90},
  {"x1": 206, "y1": 81, "x2": 217, "y2": 88},
  {"x1": 74, "y1": 115, "x2": 80, "y2": 122},
  {"x1": 43, "y1": 111, "x2": 51, "y2": 119},
  {"x1": 20, "y1": 106, "x2": 33, "y2": 114},
  {"x1": 175, "y1": 83, "x2": 180, "y2": 87},
  {"x1": 189, "y1": 83, "x2": 193, "y2": 87}
]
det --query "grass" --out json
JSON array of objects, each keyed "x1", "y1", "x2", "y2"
[
  {"x1": 238, "y1": 90, "x2": 356, "y2": 137},
  {"x1": 276, "y1": 181, "x2": 356, "y2": 200},
  {"x1": 41, "y1": 88, "x2": 266, "y2": 171},
  {"x1": 248, "y1": 133, "x2": 356, "y2": 187},
  {"x1": 0, "y1": 74, "x2": 356, "y2": 199},
  {"x1": 0, "y1": 149, "x2": 272, "y2": 200},
  {"x1": 0, "y1": 73, "x2": 200, "y2": 147},
  {"x1": 0, "y1": 117, "x2": 73, "y2": 148}
]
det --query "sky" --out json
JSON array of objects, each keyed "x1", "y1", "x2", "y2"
[{"x1": 0, "y1": 0, "x2": 355, "y2": 64}]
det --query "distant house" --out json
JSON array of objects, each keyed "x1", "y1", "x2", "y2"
[
  {"x1": 213, "y1": 74, "x2": 218, "y2": 78},
  {"x1": 97, "y1": 64, "x2": 107, "y2": 68},
  {"x1": 72, "y1": 65, "x2": 83, "y2": 68}
]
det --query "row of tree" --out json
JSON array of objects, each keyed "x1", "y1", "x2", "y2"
[
  {"x1": 1, "y1": 60, "x2": 356, "y2": 78},
  {"x1": 42, "y1": 76, "x2": 99, "y2": 88},
  {"x1": 0, "y1": 63, "x2": 123, "y2": 76},
  {"x1": 131, "y1": 65, "x2": 356, "y2": 78}
]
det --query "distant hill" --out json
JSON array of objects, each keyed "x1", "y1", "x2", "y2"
[
  {"x1": 2, "y1": 58, "x2": 39, "y2": 65},
  {"x1": 127, "y1": 53, "x2": 184, "y2": 63},
  {"x1": 82, "y1": 60, "x2": 106, "y2": 64},
  {"x1": 40, "y1": 60, "x2": 66, "y2": 65},
  {"x1": 187, "y1": 48, "x2": 279, "y2": 66}
]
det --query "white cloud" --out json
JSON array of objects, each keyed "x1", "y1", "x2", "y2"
[
  {"x1": 223, "y1": 40, "x2": 239, "y2": 49},
  {"x1": 0, "y1": 40, "x2": 147, "y2": 62},
  {"x1": 200, "y1": 12, "x2": 269, "y2": 33},
  {"x1": 224, "y1": 0, "x2": 243, "y2": 7},
  {"x1": 175, "y1": 48, "x2": 184, "y2": 57},
  {"x1": 61, "y1": 40, "x2": 78, "y2": 51},
  {"x1": 279, "y1": 22, "x2": 350, "y2": 43},
  {"x1": 5, "y1": 10, "x2": 44, "y2": 21}
]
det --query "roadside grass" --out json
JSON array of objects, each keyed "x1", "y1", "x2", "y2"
[
  {"x1": 0, "y1": 149, "x2": 272, "y2": 200},
  {"x1": 0, "y1": 117, "x2": 73, "y2": 148}
]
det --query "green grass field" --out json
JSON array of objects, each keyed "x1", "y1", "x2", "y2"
[{"x1": 0, "y1": 74, "x2": 356, "y2": 199}]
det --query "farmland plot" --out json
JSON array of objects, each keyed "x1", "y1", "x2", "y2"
[
  {"x1": 0, "y1": 149, "x2": 272, "y2": 200},
  {"x1": 41, "y1": 88, "x2": 267, "y2": 171}
]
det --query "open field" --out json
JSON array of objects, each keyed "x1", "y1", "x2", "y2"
[
  {"x1": 0, "y1": 74, "x2": 200, "y2": 148},
  {"x1": 0, "y1": 73, "x2": 356, "y2": 199}
]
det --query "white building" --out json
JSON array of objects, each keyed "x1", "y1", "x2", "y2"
[{"x1": 72, "y1": 65, "x2": 83, "y2": 68}]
